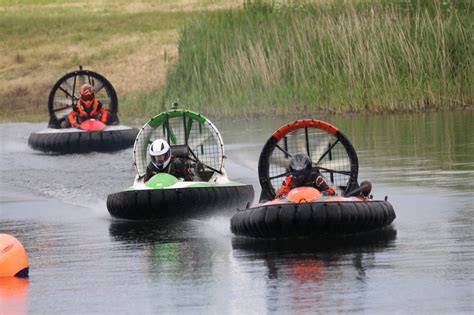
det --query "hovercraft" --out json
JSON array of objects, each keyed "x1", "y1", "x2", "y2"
[
  {"x1": 107, "y1": 106, "x2": 254, "y2": 220},
  {"x1": 28, "y1": 67, "x2": 138, "y2": 154},
  {"x1": 230, "y1": 119, "x2": 396, "y2": 239}
]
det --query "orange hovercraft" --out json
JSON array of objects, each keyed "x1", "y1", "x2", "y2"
[
  {"x1": 28, "y1": 67, "x2": 138, "y2": 154},
  {"x1": 230, "y1": 119, "x2": 396, "y2": 239}
]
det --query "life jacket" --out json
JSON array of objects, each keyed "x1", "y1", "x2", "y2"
[
  {"x1": 76, "y1": 99, "x2": 101, "y2": 121},
  {"x1": 276, "y1": 173, "x2": 334, "y2": 198},
  {"x1": 290, "y1": 173, "x2": 328, "y2": 191}
]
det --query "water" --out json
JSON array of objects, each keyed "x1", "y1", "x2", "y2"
[{"x1": 1, "y1": 111, "x2": 473, "y2": 314}]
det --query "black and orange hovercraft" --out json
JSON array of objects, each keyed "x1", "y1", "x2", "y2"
[
  {"x1": 230, "y1": 119, "x2": 396, "y2": 239},
  {"x1": 28, "y1": 67, "x2": 138, "y2": 154}
]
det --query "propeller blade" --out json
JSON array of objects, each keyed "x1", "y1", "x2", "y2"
[
  {"x1": 269, "y1": 171, "x2": 290, "y2": 181},
  {"x1": 311, "y1": 138, "x2": 333, "y2": 162},
  {"x1": 285, "y1": 128, "x2": 307, "y2": 154},
  {"x1": 187, "y1": 151, "x2": 223, "y2": 174},
  {"x1": 188, "y1": 133, "x2": 213, "y2": 151},
  {"x1": 61, "y1": 81, "x2": 80, "y2": 99},
  {"x1": 79, "y1": 75, "x2": 87, "y2": 86},
  {"x1": 94, "y1": 81, "x2": 105, "y2": 94},
  {"x1": 96, "y1": 97, "x2": 110, "y2": 105},
  {"x1": 53, "y1": 98, "x2": 74, "y2": 106},
  {"x1": 269, "y1": 154, "x2": 290, "y2": 169},
  {"x1": 317, "y1": 156, "x2": 351, "y2": 170}
]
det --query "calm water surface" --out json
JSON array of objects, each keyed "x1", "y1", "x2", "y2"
[{"x1": 1, "y1": 111, "x2": 473, "y2": 314}]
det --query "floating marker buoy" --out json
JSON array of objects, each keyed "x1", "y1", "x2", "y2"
[{"x1": 0, "y1": 234, "x2": 29, "y2": 278}]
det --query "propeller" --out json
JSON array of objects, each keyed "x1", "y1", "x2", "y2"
[
  {"x1": 268, "y1": 129, "x2": 352, "y2": 189},
  {"x1": 183, "y1": 122, "x2": 224, "y2": 175},
  {"x1": 187, "y1": 132, "x2": 214, "y2": 152},
  {"x1": 186, "y1": 148, "x2": 223, "y2": 175},
  {"x1": 259, "y1": 120, "x2": 359, "y2": 201},
  {"x1": 53, "y1": 98, "x2": 74, "y2": 105},
  {"x1": 79, "y1": 74, "x2": 87, "y2": 86},
  {"x1": 93, "y1": 81, "x2": 105, "y2": 94},
  {"x1": 96, "y1": 97, "x2": 111, "y2": 105},
  {"x1": 269, "y1": 152, "x2": 290, "y2": 169},
  {"x1": 312, "y1": 139, "x2": 332, "y2": 162},
  {"x1": 269, "y1": 133, "x2": 348, "y2": 170},
  {"x1": 61, "y1": 81, "x2": 80, "y2": 99}
]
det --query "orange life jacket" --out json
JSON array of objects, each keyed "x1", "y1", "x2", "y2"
[
  {"x1": 275, "y1": 174, "x2": 335, "y2": 198},
  {"x1": 77, "y1": 99, "x2": 100, "y2": 118}
]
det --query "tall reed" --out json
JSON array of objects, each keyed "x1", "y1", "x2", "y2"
[{"x1": 154, "y1": 0, "x2": 472, "y2": 117}]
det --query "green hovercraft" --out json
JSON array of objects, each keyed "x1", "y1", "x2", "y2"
[{"x1": 107, "y1": 106, "x2": 254, "y2": 220}]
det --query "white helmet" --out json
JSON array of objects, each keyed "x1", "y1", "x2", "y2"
[{"x1": 149, "y1": 139, "x2": 171, "y2": 170}]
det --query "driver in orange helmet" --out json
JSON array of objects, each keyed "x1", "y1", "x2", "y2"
[
  {"x1": 68, "y1": 84, "x2": 108, "y2": 128},
  {"x1": 275, "y1": 153, "x2": 335, "y2": 198}
]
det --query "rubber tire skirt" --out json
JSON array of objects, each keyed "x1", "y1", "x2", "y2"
[
  {"x1": 28, "y1": 128, "x2": 138, "y2": 154},
  {"x1": 230, "y1": 200, "x2": 396, "y2": 238},
  {"x1": 107, "y1": 185, "x2": 255, "y2": 220}
]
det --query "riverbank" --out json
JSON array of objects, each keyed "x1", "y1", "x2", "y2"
[
  {"x1": 155, "y1": 0, "x2": 472, "y2": 117},
  {"x1": 0, "y1": 0, "x2": 241, "y2": 122},
  {"x1": 1, "y1": 0, "x2": 472, "y2": 122}
]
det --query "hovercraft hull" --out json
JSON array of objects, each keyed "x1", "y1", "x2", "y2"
[
  {"x1": 107, "y1": 184, "x2": 254, "y2": 220},
  {"x1": 28, "y1": 125, "x2": 138, "y2": 154},
  {"x1": 230, "y1": 197, "x2": 395, "y2": 239}
]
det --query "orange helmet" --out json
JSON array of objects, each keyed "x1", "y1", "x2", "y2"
[{"x1": 80, "y1": 84, "x2": 95, "y2": 101}]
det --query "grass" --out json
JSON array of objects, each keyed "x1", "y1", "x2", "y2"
[
  {"x1": 0, "y1": 0, "x2": 472, "y2": 122},
  {"x1": 152, "y1": 0, "x2": 473, "y2": 117},
  {"x1": 0, "y1": 0, "x2": 242, "y2": 122}
]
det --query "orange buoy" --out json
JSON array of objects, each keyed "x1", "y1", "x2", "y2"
[{"x1": 0, "y1": 234, "x2": 29, "y2": 278}]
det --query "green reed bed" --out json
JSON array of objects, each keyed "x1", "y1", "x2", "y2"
[{"x1": 154, "y1": 0, "x2": 472, "y2": 117}]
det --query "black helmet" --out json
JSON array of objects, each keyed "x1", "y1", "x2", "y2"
[{"x1": 289, "y1": 153, "x2": 312, "y2": 186}]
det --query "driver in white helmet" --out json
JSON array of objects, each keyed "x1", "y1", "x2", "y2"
[{"x1": 144, "y1": 139, "x2": 194, "y2": 182}]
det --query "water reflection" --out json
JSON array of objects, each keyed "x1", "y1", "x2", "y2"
[
  {"x1": 109, "y1": 220, "x2": 191, "y2": 245},
  {"x1": 231, "y1": 228, "x2": 397, "y2": 313},
  {"x1": 108, "y1": 219, "x2": 224, "y2": 280},
  {"x1": 1, "y1": 110, "x2": 472, "y2": 313},
  {"x1": 231, "y1": 228, "x2": 397, "y2": 253},
  {"x1": 0, "y1": 277, "x2": 29, "y2": 315}
]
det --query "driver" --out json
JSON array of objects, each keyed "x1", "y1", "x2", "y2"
[
  {"x1": 67, "y1": 84, "x2": 108, "y2": 128},
  {"x1": 144, "y1": 139, "x2": 194, "y2": 182},
  {"x1": 275, "y1": 153, "x2": 335, "y2": 198}
]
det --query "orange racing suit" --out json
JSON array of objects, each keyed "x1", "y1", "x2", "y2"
[
  {"x1": 275, "y1": 172, "x2": 335, "y2": 198},
  {"x1": 68, "y1": 98, "x2": 108, "y2": 127}
]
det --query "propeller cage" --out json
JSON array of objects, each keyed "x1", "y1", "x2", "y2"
[
  {"x1": 133, "y1": 109, "x2": 225, "y2": 178},
  {"x1": 47, "y1": 68, "x2": 119, "y2": 128},
  {"x1": 258, "y1": 119, "x2": 359, "y2": 202}
]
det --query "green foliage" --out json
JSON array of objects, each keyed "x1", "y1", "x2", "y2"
[{"x1": 158, "y1": 0, "x2": 473, "y2": 116}]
